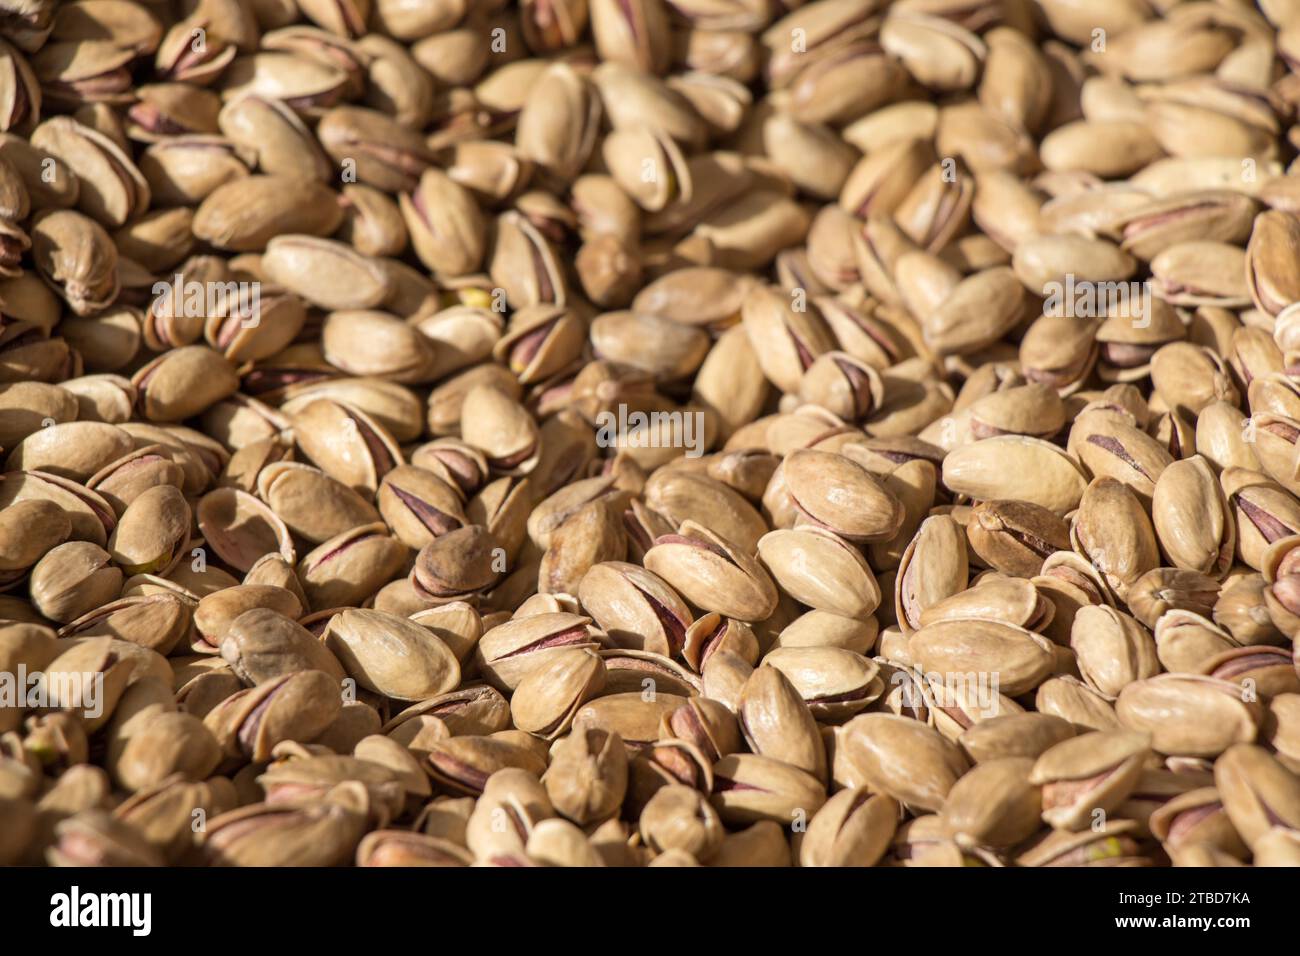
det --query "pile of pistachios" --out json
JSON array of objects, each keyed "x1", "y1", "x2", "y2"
[{"x1": 1, "y1": 0, "x2": 1300, "y2": 868}]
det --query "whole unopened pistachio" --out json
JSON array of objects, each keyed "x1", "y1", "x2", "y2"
[
  {"x1": 220, "y1": 608, "x2": 345, "y2": 686},
  {"x1": 324, "y1": 608, "x2": 459, "y2": 702},
  {"x1": 836, "y1": 714, "x2": 969, "y2": 813}
]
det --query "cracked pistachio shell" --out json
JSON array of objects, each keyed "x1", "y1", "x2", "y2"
[
  {"x1": 762, "y1": 646, "x2": 882, "y2": 722},
  {"x1": 537, "y1": 498, "x2": 627, "y2": 596},
  {"x1": 1246, "y1": 210, "x2": 1300, "y2": 317},
  {"x1": 661, "y1": 696, "x2": 741, "y2": 763},
  {"x1": 922, "y1": 564, "x2": 1023, "y2": 627},
  {"x1": 198, "y1": 799, "x2": 367, "y2": 866},
  {"x1": 640, "y1": 784, "x2": 722, "y2": 860},
  {"x1": 47, "y1": 809, "x2": 165, "y2": 867},
  {"x1": 203, "y1": 669, "x2": 341, "y2": 764},
  {"x1": 423, "y1": 736, "x2": 548, "y2": 797},
  {"x1": 131, "y1": 346, "x2": 239, "y2": 423},
  {"x1": 1126, "y1": 566, "x2": 1220, "y2": 630},
  {"x1": 460, "y1": 384, "x2": 540, "y2": 474},
  {"x1": 356, "y1": 830, "x2": 472, "y2": 867},
  {"x1": 410, "y1": 523, "x2": 499, "y2": 603},
  {"x1": 30, "y1": 541, "x2": 122, "y2": 623},
  {"x1": 643, "y1": 520, "x2": 777, "y2": 622},
  {"x1": 966, "y1": 499, "x2": 1070, "y2": 578},
  {"x1": 475, "y1": 612, "x2": 605, "y2": 692},
  {"x1": 510, "y1": 646, "x2": 606, "y2": 739},
  {"x1": 7, "y1": 421, "x2": 132, "y2": 483},
  {"x1": 574, "y1": 691, "x2": 686, "y2": 748},
  {"x1": 111, "y1": 712, "x2": 222, "y2": 793},
  {"x1": 1154, "y1": 609, "x2": 1238, "y2": 674},
  {"x1": 709, "y1": 752, "x2": 826, "y2": 826},
  {"x1": 407, "y1": 601, "x2": 482, "y2": 665},
  {"x1": 31, "y1": 209, "x2": 119, "y2": 316},
  {"x1": 1213, "y1": 744, "x2": 1300, "y2": 848},
  {"x1": 255, "y1": 753, "x2": 407, "y2": 821},
  {"x1": 1029, "y1": 731, "x2": 1151, "y2": 831},
  {"x1": 291, "y1": 398, "x2": 403, "y2": 496},
  {"x1": 1226, "y1": 470, "x2": 1300, "y2": 572},
  {"x1": 799, "y1": 788, "x2": 899, "y2": 867},
  {"x1": 377, "y1": 464, "x2": 466, "y2": 551},
  {"x1": 740, "y1": 284, "x2": 836, "y2": 394},
  {"x1": 196, "y1": 487, "x2": 294, "y2": 574},
  {"x1": 895, "y1": 514, "x2": 968, "y2": 633},
  {"x1": 577, "y1": 561, "x2": 691, "y2": 658},
  {"x1": 682, "y1": 613, "x2": 760, "y2": 672},
  {"x1": 0, "y1": 498, "x2": 70, "y2": 576},
  {"x1": 924, "y1": 267, "x2": 1025, "y2": 356},
  {"x1": 383, "y1": 686, "x2": 510, "y2": 743},
  {"x1": 599, "y1": 647, "x2": 701, "y2": 698},
  {"x1": 1034, "y1": 675, "x2": 1122, "y2": 733},
  {"x1": 400, "y1": 168, "x2": 486, "y2": 278},
  {"x1": 495, "y1": 305, "x2": 587, "y2": 385},
  {"x1": 1199, "y1": 645, "x2": 1299, "y2": 698},
  {"x1": 193, "y1": 584, "x2": 305, "y2": 653},
  {"x1": 297, "y1": 522, "x2": 408, "y2": 611},
  {"x1": 966, "y1": 382, "x2": 1066, "y2": 440},
  {"x1": 86, "y1": 444, "x2": 185, "y2": 516},
  {"x1": 645, "y1": 470, "x2": 767, "y2": 555},
  {"x1": 738, "y1": 664, "x2": 826, "y2": 783},
  {"x1": 1148, "y1": 342, "x2": 1238, "y2": 419},
  {"x1": 774, "y1": 610, "x2": 877, "y2": 655},
  {"x1": 59, "y1": 593, "x2": 193, "y2": 657},
  {"x1": 112, "y1": 776, "x2": 238, "y2": 863},
  {"x1": 257, "y1": 461, "x2": 381, "y2": 545},
  {"x1": 1072, "y1": 476, "x2": 1159, "y2": 600},
  {"x1": 782, "y1": 448, "x2": 904, "y2": 542},
  {"x1": 515, "y1": 62, "x2": 602, "y2": 183}
]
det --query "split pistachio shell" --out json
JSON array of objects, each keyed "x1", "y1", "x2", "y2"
[
  {"x1": 643, "y1": 520, "x2": 777, "y2": 622},
  {"x1": 1030, "y1": 731, "x2": 1151, "y2": 831}
]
